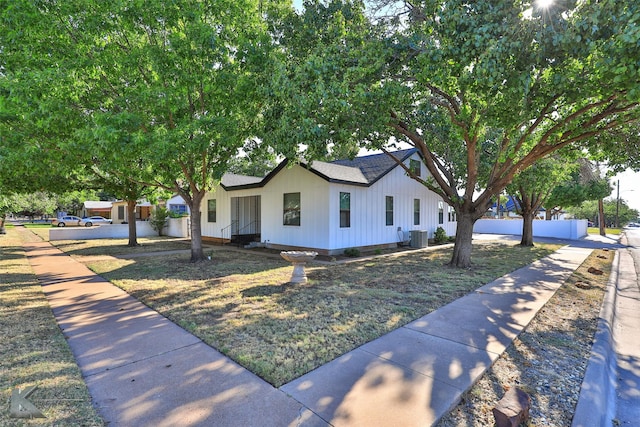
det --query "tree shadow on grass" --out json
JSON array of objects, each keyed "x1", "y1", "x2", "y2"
[{"x1": 241, "y1": 283, "x2": 293, "y2": 298}]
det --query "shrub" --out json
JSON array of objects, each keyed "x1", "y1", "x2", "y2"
[
  {"x1": 434, "y1": 227, "x2": 448, "y2": 244},
  {"x1": 149, "y1": 207, "x2": 170, "y2": 236},
  {"x1": 344, "y1": 247, "x2": 361, "y2": 257}
]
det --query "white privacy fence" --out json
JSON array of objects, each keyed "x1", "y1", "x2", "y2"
[
  {"x1": 49, "y1": 217, "x2": 189, "y2": 241},
  {"x1": 473, "y1": 219, "x2": 588, "y2": 240}
]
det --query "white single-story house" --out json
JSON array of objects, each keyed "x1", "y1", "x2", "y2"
[{"x1": 199, "y1": 149, "x2": 457, "y2": 255}]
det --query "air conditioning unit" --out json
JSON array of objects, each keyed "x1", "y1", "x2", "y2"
[{"x1": 410, "y1": 230, "x2": 429, "y2": 248}]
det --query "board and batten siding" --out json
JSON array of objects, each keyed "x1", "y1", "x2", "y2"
[
  {"x1": 201, "y1": 186, "x2": 262, "y2": 239},
  {"x1": 199, "y1": 153, "x2": 457, "y2": 252},
  {"x1": 326, "y1": 154, "x2": 451, "y2": 251},
  {"x1": 259, "y1": 164, "x2": 331, "y2": 248}
]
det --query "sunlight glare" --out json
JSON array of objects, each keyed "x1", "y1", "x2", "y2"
[{"x1": 536, "y1": 0, "x2": 554, "y2": 8}]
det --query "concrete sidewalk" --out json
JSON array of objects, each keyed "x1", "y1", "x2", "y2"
[
  {"x1": 281, "y1": 245, "x2": 591, "y2": 426},
  {"x1": 24, "y1": 239, "x2": 323, "y2": 427},
  {"x1": 23, "y1": 231, "x2": 596, "y2": 426}
]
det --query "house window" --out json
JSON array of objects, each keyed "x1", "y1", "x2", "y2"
[
  {"x1": 448, "y1": 205, "x2": 457, "y2": 222},
  {"x1": 118, "y1": 206, "x2": 125, "y2": 220},
  {"x1": 340, "y1": 192, "x2": 350, "y2": 228},
  {"x1": 170, "y1": 204, "x2": 188, "y2": 215},
  {"x1": 283, "y1": 192, "x2": 301, "y2": 226},
  {"x1": 409, "y1": 159, "x2": 421, "y2": 177},
  {"x1": 207, "y1": 199, "x2": 216, "y2": 222},
  {"x1": 438, "y1": 201, "x2": 444, "y2": 224},
  {"x1": 385, "y1": 196, "x2": 394, "y2": 226},
  {"x1": 414, "y1": 199, "x2": 420, "y2": 226}
]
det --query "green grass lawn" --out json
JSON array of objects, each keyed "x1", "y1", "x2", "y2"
[
  {"x1": 55, "y1": 238, "x2": 563, "y2": 387},
  {"x1": 587, "y1": 227, "x2": 622, "y2": 235}
]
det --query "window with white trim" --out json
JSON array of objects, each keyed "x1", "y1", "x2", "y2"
[
  {"x1": 340, "y1": 192, "x2": 350, "y2": 228},
  {"x1": 283, "y1": 193, "x2": 301, "y2": 226},
  {"x1": 386, "y1": 196, "x2": 393, "y2": 226}
]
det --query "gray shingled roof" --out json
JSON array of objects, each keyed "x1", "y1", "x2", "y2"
[
  {"x1": 222, "y1": 148, "x2": 418, "y2": 190},
  {"x1": 329, "y1": 148, "x2": 417, "y2": 184},
  {"x1": 221, "y1": 173, "x2": 263, "y2": 187},
  {"x1": 307, "y1": 161, "x2": 368, "y2": 184}
]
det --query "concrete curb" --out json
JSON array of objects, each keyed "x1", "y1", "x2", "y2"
[{"x1": 571, "y1": 250, "x2": 619, "y2": 427}]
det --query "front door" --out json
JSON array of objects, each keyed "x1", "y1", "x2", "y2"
[{"x1": 230, "y1": 196, "x2": 261, "y2": 241}]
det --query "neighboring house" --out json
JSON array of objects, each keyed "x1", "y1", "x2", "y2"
[
  {"x1": 111, "y1": 200, "x2": 154, "y2": 223},
  {"x1": 166, "y1": 195, "x2": 190, "y2": 216},
  {"x1": 200, "y1": 149, "x2": 457, "y2": 255},
  {"x1": 83, "y1": 201, "x2": 114, "y2": 218},
  {"x1": 502, "y1": 196, "x2": 545, "y2": 219},
  {"x1": 489, "y1": 196, "x2": 563, "y2": 220}
]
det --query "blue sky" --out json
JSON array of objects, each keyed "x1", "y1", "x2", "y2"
[{"x1": 612, "y1": 169, "x2": 640, "y2": 212}]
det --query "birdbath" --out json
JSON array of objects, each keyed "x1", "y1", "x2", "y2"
[{"x1": 280, "y1": 251, "x2": 318, "y2": 283}]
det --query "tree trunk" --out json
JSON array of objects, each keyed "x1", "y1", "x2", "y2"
[
  {"x1": 127, "y1": 200, "x2": 138, "y2": 247},
  {"x1": 520, "y1": 212, "x2": 535, "y2": 246},
  {"x1": 0, "y1": 214, "x2": 6, "y2": 234},
  {"x1": 188, "y1": 192, "x2": 206, "y2": 262},
  {"x1": 449, "y1": 213, "x2": 476, "y2": 268},
  {"x1": 598, "y1": 198, "x2": 606, "y2": 236}
]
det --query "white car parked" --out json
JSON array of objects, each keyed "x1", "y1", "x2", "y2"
[{"x1": 80, "y1": 216, "x2": 113, "y2": 227}]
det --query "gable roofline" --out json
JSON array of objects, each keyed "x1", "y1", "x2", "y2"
[
  {"x1": 329, "y1": 148, "x2": 418, "y2": 186},
  {"x1": 219, "y1": 173, "x2": 264, "y2": 190},
  {"x1": 221, "y1": 148, "x2": 420, "y2": 191}
]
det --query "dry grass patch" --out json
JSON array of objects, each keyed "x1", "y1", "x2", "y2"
[
  {"x1": 49, "y1": 236, "x2": 192, "y2": 257},
  {"x1": 0, "y1": 228, "x2": 103, "y2": 426},
  {"x1": 79, "y1": 239, "x2": 561, "y2": 387},
  {"x1": 438, "y1": 248, "x2": 612, "y2": 426}
]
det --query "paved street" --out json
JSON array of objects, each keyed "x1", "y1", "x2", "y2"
[{"x1": 614, "y1": 228, "x2": 640, "y2": 425}]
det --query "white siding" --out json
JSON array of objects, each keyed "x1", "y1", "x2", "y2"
[
  {"x1": 260, "y1": 165, "x2": 331, "y2": 248},
  {"x1": 325, "y1": 153, "x2": 454, "y2": 251},
  {"x1": 201, "y1": 187, "x2": 263, "y2": 239},
  {"x1": 199, "y1": 154, "x2": 457, "y2": 251}
]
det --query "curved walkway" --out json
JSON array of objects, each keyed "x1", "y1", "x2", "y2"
[{"x1": 21, "y1": 228, "x2": 602, "y2": 426}]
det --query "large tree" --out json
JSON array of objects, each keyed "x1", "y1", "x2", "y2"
[
  {"x1": 2, "y1": 1, "x2": 283, "y2": 262},
  {"x1": 268, "y1": 0, "x2": 640, "y2": 267},
  {"x1": 506, "y1": 153, "x2": 578, "y2": 246},
  {"x1": 543, "y1": 159, "x2": 611, "y2": 220}
]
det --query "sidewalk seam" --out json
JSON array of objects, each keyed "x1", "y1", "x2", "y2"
[{"x1": 82, "y1": 341, "x2": 203, "y2": 378}]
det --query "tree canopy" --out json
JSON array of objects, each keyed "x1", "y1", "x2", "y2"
[
  {"x1": 506, "y1": 151, "x2": 579, "y2": 246},
  {"x1": 268, "y1": 0, "x2": 640, "y2": 266},
  {"x1": 2, "y1": 1, "x2": 639, "y2": 266},
  {"x1": 568, "y1": 198, "x2": 639, "y2": 227},
  {"x1": 1, "y1": 0, "x2": 284, "y2": 261}
]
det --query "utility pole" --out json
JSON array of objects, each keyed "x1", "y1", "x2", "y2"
[{"x1": 616, "y1": 179, "x2": 620, "y2": 229}]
